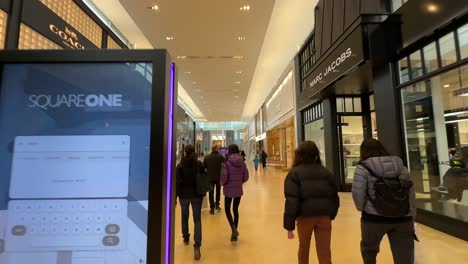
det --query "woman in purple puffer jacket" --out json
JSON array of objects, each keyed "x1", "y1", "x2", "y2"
[{"x1": 221, "y1": 144, "x2": 249, "y2": 242}]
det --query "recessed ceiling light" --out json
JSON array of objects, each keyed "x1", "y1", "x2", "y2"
[
  {"x1": 176, "y1": 56, "x2": 187, "y2": 59},
  {"x1": 149, "y1": 5, "x2": 159, "y2": 11},
  {"x1": 233, "y1": 56, "x2": 244, "y2": 60},
  {"x1": 240, "y1": 5, "x2": 251, "y2": 11},
  {"x1": 443, "y1": 84, "x2": 450, "y2": 88},
  {"x1": 165, "y1": 36, "x2": 174, "y2": 40},
  {"x1": 234, "y1": 81, "x2": 241, "y2": 84},
  {"x1": 185, "y1": 71, "x2": 191, "y2": 74},
  {"x1": 238, "y1": 37, "x2": 246, "y2": 40},
  {"x1": 236, "y1": 71, "x2": 243, "y2": 74},
  {"x1": 426, "y1": 4, "x2": 439, "y2": 13}
]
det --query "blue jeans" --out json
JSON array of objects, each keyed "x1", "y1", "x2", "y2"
[{"x1": 179, "y1": 198, "x2": 203, "y2": 246}]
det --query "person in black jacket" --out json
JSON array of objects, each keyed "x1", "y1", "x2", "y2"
[
  {"x1": 284, "y1": 141, "x2": 340, "y2": 264},
  {"x1": 176, "y1": 145, "x2": 205, "y2": 260},
  {"x1": 203, "y1": 145, "x2": 225, "y2": 214}
]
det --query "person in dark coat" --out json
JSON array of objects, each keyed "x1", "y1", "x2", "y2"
[
  {"x1": 176, "y1": 145, "x2": 206, "y2": 260},
  {"x1": 241, "y1": 150, "x2": 246, "y2": 161},
  {"x1": 260, "y1": 150, "x2": 268, "y2": 168},
  {"x1": 203, "y1": 145, "x2": 225, "y2": 214},
  {"x1": 284, "y1": 141, "x2": 340, "y2": 264},
  {"x1": 221, "y1": 144, "x2": 249, "y2": 242}
]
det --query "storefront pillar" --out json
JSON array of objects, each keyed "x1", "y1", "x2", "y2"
[
  {"x1": 323, "y1": 97, "x2": 341, "y2": 187},
  {"x1": 5, "y1": 0, "x2": 22, "y2": 49},
  {"x1": 373, "y1": 63, "x2": 405, "y2": 158}
]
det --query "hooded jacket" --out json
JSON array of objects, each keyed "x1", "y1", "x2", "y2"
[
  {"x1": 283, "y1": 163, "x2": 340, "y2": 231},
  {"x1": 203, "y1": 151, "x2": 225, "y2": 182},
  {"x1": 221, "y1": 153, "x2": 249, "y2": 198},
  {"x1": 352, "y1": 156, "x2": 416, "y2": 220}
]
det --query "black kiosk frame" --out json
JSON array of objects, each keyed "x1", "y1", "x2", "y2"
[{"x1": 0, "y1": 50, "x2": 177, "y2": 264}]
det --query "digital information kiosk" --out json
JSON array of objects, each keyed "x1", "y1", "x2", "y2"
[{"x1": 0, "y1": 50, "x2": 177, "y2": 264}]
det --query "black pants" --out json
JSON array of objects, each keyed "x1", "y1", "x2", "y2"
[
  {"x1": 361, "y1": 220, "x2": 414, "y2": 264},
  {"x1": 262, "y1": 160, "x2": 266, "y2": 168},
  {"x1": 209, "y1": 181, "x2": 221, "y2": 209},
  {"x1": 225, "y1": 197, "x2": 241, "y2": 228}
]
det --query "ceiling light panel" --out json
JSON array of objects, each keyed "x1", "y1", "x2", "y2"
[
  {"x1": 240, "y1": 5, "x2": 251, "y2": 11},
  {"x1": 165, "y1": 36, "x2": 174, "y2": 40},
  {"x1": 238, "y1": 37, "x2": 246, "y2": 40},
  {"x1": 149, "y1": 5, "x2": 159, "y2": 11}
]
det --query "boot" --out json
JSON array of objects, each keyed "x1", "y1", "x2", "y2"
[
  {"x1": 194, "y1": 245, "x2": 201, "y2": 260},
  {"x1": 230, "y1": 225, "x2": 239, "y2": 242},
  {"x1": 209, "y1": 208, "x2": 215, "y2": 215}
]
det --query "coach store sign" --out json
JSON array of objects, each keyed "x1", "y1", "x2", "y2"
[
  {"x1": 304, "y1": 27, "x2": 364, "y2": 96},
  {"x1": 21, "y1": 0, "x2": 99, "y2": 49}
]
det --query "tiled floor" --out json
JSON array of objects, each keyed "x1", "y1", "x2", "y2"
[{"x1": 174, "y1": 166, "x2": 468, "y2": 263}]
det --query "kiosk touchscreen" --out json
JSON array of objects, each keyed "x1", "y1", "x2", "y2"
[{"x1": 0, "y1": 51, "x2": 176, "y2": 264}]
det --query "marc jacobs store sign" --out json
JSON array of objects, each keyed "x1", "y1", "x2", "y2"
[
  {"x1": 304, "y1": 27, "x2": 364, "y2": 96},
  {"x1": 22, "y1": 0, "x2": 99, "y2": 49}
]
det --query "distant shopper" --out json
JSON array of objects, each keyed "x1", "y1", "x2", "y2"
[
  {"x1": 352, "y1": 138, "x2": 416, "y2": 264},
  {"x1": 284, "y1": 141, "x2": 340, "y2": 264},
  {"x1": 203, "y1": 145, "x2": 225, "y2": 214},
  {"x1": 261, "y1": 150, "x2": 268, "y2": 168},
  {"x1": 176, "y1": 145, "x2": 206, "y2": 260},
  {"x1": 253, "y1": 154, "x2": 260, "y2": 171},
  {"x1": 241, "y1": 150, "x2": 246, "y2": 161},
  {"x1": 221, "y1": 144, "x2": 249, "y2": 242}
]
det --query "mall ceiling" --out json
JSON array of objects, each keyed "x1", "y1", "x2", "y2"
[
  {"x1": 115, "y1": 0, "x2": 276, "y2": 121},
  {"x1": 91, "y1": 0, "x2": 318, "y2": 122}
]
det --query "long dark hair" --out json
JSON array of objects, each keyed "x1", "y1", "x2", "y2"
[
  {"x1": 293, "y1": 141, "x2": 321, "y2": 167},
  {"x1": 182, "y1": 144, "x2": 197, "y2": 164},
  {"x1": 360, "y1": 138, "x2": 389, "y2": 161}
]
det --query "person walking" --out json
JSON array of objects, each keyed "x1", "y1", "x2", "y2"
[
  {"x1": 176, "y1": 145, "x2": 206, "y2": 260},
  {"x1": 253, "y1": 154, "x2": 260, "y2": 171},
  {"x1": 352, "y1": 138, "x2": 416, "y2": 264},
  {"x1": 221, "y1": 144, "x2": 249, "y2": 242},
  {"x1": 284, "y1": 141, "x2": 340, "y2": 264},
  {"x1": 203, "y1": 145, "x2": 225, "y2": 215},
  {"x1": 260, "y1": 150, "x2": 268, "y2": 169}
]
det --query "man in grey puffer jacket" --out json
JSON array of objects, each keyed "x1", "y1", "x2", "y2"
[{"x1": 352, "y1": 139, "x2": 416, "y2": 264}]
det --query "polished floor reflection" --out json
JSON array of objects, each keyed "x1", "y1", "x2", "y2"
[{"x1": 174, "y1": 166, "x2": 468, "y2": 263}]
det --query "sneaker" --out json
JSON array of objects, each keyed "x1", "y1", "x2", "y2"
[
  {"x1": 215, "y1": 206, "x2": 222, "y2": 212},
  {"x1": 194, "y1": 245, "x2": 201, "y2": 260},
  {"x1": 209, "y1": 208, "x2": 215, "y2": 215}
]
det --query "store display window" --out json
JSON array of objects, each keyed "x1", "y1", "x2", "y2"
[
  {"x1": 18, "y1": 24, "x2": 63, "y2": 50},
  {"x1": 107, "y1": 36, "x2": 123, "y2": 49},
  {"x1": 39, "y1": 0, "x2": 102, "y2": 48},
  {"x1": 401, "y1": 63, "x2": 468, "y2": 223},
  {"x1": 0, "y1": 9, "x2": 6, "y2": 50}
]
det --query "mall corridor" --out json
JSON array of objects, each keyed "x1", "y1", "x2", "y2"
[{"x1": 174, "y1": 166, "x2": 468, "y2": 264}]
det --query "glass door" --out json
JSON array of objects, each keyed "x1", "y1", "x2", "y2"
[{"x1": 338, "y1": 116, "x2": 365, "y2": 185}]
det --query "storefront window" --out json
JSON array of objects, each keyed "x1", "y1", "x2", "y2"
[
  {"x1": 40, "y1": 0, "x2": 102, "y2": 48},
  {"x1": 304, "y1": 119, "x2": 325, "y2": 164},
  {"x1": 18, "y1": 24, "x2": 63, "y2": 50},
  {"x1": 401, "y1": 64, "x2": 468, "y2": 223},
  {"x1": 439, "y1": 32, "x2": 457, "y2": 67},
  {"x1": 399, "y1": 57, "x2": 410, "y2": 83},
  {"x1": 107, "y1": 36, "x2": 123, "y2": 49},
  {"x1": 423, "y1": 42, "x2": 439, "y2": 73},
  {"x1": 410, "y1": 50, "x2": 424, "y2": 79},
  {"x1": 458, "y1": 24, "x2": 468, "y2": 60},
  {"x1": 0, "y1": 10, "x2": 6, "y2": 49}
]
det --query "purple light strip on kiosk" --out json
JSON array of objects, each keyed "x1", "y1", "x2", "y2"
[{"x1": 165, "y1": 63, "x2": 175, "y2": 264}]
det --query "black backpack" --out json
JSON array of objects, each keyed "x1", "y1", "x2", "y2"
[{"x1": 360, "y1": 162, "x2": 413, "y2": 217}]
